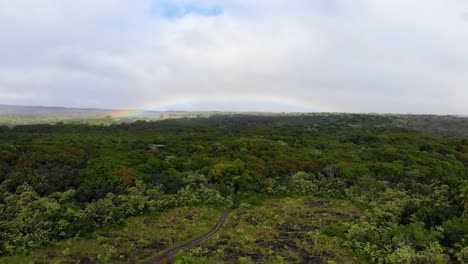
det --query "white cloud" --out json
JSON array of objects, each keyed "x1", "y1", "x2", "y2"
[{"x1": 0, "y1": 0, "x2": 467, "y2": 114}]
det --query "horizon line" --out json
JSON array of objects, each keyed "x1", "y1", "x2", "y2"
[{"x1": 0, "y1": 103, "x2": 467, "y2": 117}]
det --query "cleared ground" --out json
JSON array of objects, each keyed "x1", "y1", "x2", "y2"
[
  {"x1": 174, "y1": 197, "x2": 361, "y2": 263},
  {"x1": 0, "y1": 207, "x2": 222, "y2": 264},
  {"x1": 0, "y1": 196, "x2": 361, "y2": 264}
]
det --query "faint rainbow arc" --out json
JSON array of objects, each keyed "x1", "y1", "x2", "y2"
[{"x1": 104, "y1": 96, "x2": 332, "y2": 119}]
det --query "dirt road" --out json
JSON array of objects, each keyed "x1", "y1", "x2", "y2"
[{"x1": 144, "y1": 194, "x2": 238, "y2": 263}]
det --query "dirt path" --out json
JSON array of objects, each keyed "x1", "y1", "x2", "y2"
[{"x1": 144, "y1": 194, "x2": 239, "y2": 264}]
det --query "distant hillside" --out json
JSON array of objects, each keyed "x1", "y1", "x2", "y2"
[
  {"x1": 0, "y1": 104, "x2": 219, "y2": 125},
  {"x1": 0, "y1": 104, "x2": 467, "y2": 137},
  {"x1": 392, "y1": 114, "x2": 468, "y2": 138}
]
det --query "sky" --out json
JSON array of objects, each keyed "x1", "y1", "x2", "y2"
[{"x1": 0, "y1": 0, "x2": 468, "y2": 114}]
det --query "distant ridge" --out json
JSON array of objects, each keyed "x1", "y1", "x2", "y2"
[
  {"x1": 0, "y1": 104, "x2": 228, "y2": 126},
  {"x1": 0, "y1": 104, "x2": 112, "y2": 112},
  {"x1": 0, "y1": 104, "x2": 467, "y2": 137}
]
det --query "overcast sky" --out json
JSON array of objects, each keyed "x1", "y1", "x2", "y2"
[{"x1": 1, "y1": 0, "x2": 467, "y2": 114}]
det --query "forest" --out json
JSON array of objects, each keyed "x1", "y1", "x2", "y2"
[{"x1": 0, "y1": 114, "x2": 466, "y2": 263}]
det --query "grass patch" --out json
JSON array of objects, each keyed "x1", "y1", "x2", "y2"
[
  {"x1": 175, "y1": 196, "x2": 361, "y2": 263},
  {"x1": 0, "y1": 197, "x2": 361, "y2": 263},
  {"x1": 1, "y1": 207, "x2": 222, "y2": 264}
]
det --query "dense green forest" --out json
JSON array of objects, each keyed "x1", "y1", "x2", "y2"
[{"x1": 0, "y1": 114, "x2": 467, "y2": 263}]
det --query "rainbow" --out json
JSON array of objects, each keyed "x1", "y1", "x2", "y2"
[{"x1": 104, "y1": 96, "x2": 336, "y2": 119}]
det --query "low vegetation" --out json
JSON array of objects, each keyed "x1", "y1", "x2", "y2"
[
  {"x1": 1, "y1": 207, "x2": 222, "y2": 263},
  {"x1": 177, "y1": 197, "x2": 360, "y2": 263}
]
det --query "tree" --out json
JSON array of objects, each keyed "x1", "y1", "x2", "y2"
[{"x1": 208, "y1": 160, "x2": 245, "y2": 191}]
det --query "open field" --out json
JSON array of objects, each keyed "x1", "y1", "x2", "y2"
[
  {"x1": 176, "y1": 197, "x2": 361, "y2": 264},
  {"x1": 0, "y1": 207, "x2": 222, "y2": 264},
  {"x1": 0, "y1": 196, "x2": 361, "y2": 264}
]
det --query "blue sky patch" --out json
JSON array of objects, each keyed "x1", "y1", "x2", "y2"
[
  {"x1": 108, "y1": 18, "x2": 128, "y2": 32},
  {"x1": 151, "y1": 2, "x2": 222, "y2": 19},
  {"x1": 309, "y1": 0, "x2": 343, "y2": 16}
]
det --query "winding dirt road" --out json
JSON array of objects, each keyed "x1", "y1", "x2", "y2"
[{"x1": 144, "y1": 194, "x2": 239, "y2": 264}]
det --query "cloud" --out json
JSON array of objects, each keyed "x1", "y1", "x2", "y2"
[
  {"x1": 462, "y1": 12, "x2": 468, "y2": 21},
  {"x1": 0, "y1": 0, "x2": 467, "y2": 114}
]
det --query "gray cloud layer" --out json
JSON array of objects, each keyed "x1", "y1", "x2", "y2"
[{"x1": 1, "y1": 0, "x2": 467, "y2": 114}]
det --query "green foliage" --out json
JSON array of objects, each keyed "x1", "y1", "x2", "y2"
[
  {"x1": 0, "y1": 114, "x2": 466, "y2": 262},
  {"x1": 178, "y1": 197, "x2": 360, "y2": 263},
  {"x1": 289, "y1": 171, "x2": 317, "y2": 194}
]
